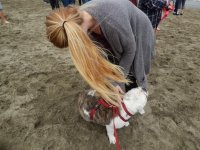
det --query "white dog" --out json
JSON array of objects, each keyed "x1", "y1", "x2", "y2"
[{"x1": 78, "y1": 87, "x2": 148, "y2": 144}]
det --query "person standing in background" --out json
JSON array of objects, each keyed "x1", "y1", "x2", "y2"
[
  {"x1": 138, "y1": 0, "x2": 169, "y2": 30},
  {"x1": 173, "y1": 0, "x2": 186, "y2": 15},
  {"x1": 0, "y1": 2, "x2": 9, "y2": 24}
]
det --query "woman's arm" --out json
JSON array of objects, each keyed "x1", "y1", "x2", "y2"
[{"x1": 104, "y1": 23, "x2": 136, "y2": 77}]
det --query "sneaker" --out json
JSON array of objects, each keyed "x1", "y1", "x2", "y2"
[{"x1": 173, "y1": 12, "x2": 179, "y2": 15}]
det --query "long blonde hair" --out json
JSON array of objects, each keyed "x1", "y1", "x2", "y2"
[{"x1": 45, "y1": 6, "x2": 129, "y2": 106}]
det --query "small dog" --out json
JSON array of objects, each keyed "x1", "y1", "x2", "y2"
[{"x1": 78, "y1": 87, "x2": 148, "y2": 144}]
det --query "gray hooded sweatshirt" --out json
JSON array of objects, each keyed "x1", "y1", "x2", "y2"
[{"x1": 82, "y1": 0, "x2": 155, "y2": 89}]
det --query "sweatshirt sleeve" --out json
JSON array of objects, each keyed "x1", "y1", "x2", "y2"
[
  {"x1": 103, "y1": 22, "x2": 136, "y2": 77},
  {"x1": 141, "y1": 0, "x2": 166, "y2": 9},
  {"x1": 118, "y1": 33, "x2": 136, "y2": 77}
]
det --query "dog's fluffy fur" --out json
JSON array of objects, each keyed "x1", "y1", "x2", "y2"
[
  {"x1": 78, "y1": 87, "x2": 148, "y2": 144},
  {"x1": 78, "y1": 90, "x2": 113, "y2": 125}
]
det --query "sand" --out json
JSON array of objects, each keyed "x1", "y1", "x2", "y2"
[{"x1": 0, "y1": 0, "x2": 200, "y2": 150}]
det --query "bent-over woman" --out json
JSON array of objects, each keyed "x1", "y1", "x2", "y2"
[{"x1": 45, "y1": 0, "x2": 155, "y2": 106}]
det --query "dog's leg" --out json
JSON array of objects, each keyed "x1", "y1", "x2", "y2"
[
  {"x1": 106, "y1": 123, "x2": 116, "y2": 144},
  {"x1": 124, "y1": 121, "x2": 130, "y2": 127},
  {"x1": 138, "y1": 106, "x2": 145, "y2": 114}
]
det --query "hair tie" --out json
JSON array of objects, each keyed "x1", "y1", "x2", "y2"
[
  {"x1": 62, "y1": 21, "x2": 67, "y2": 28},
  {"x1": 62, "y1": 21, "x2": 68, "y2": 39}
]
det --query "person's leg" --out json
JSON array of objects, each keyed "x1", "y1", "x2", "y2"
[
  {"x1": 0, "y1": 3, "x2": 9, "y2": 24},
  {"x1": 61, "y1": 0, "x2": 68, "y2": 7},
  {"x1": 180, "y1": 0, "x2": 186, "y2": 15},
  {"x1": 49, "y1": 0, "x2": 56, "y2": 9},
  {"x1": 125, "y1": 74, "x2": 138, "y2": 92},
  {"x1": 181, "y1": 0, "x2": 186, "y2": 9},
  {"x1": 68, "y1": 0, "x2": 75, "y2": 5},
  {"x1": 173, "y1": 0, "x2": 179, "y2": 14},
  {"x1": 177, "y1": 0, "x2": 183, "y2": 14},
  {"x1": 61, "y1": 0, "x2": 75, "y2": 7},
  {"x1": 82, "y1": 0, "x2": 90, "y2": 4},
  {"x1": 82, "y1": 0, "x2": 85, "y2": 4},
  {"x1": 0, "y1": 11, "x2": 9, "y2": 24},
  {"x1": 156, "y1": 10, "x2": 162, "y2": 32},
  {"x1": 55, "y1": 0, "x2": 59, "y2": 8},
  {"x1": 78, "y1": 0, "x2": 81, "y2": 5}
]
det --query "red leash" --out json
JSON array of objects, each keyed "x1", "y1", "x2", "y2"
[
  {"x1": 113, "y1": 111, "x2": 120, "y2": 150},
  {"x1": 159, "y1": 4, "x2": 174, "y2": 25},
  {"x1": 89, "y1": 99, "x2": 121, "y2": 150},
  {"x1": 89, "y1": 99, "x2": 134, "y2": 150}
]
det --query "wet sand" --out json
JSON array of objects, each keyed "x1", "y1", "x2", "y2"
[{"x1": 0, "y1": 0, "x2": 200, "y2": 150}]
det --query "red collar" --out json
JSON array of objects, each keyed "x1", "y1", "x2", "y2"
[{"x1": 117, "y1": 102, "x2": 133, "y2": 122}]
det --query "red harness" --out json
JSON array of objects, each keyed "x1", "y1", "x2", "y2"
[
  {"x1": 89, "y1": 99, "x2": 133, "y2": 121},
  {"x1": 89, "y1": 99, "x2": 134, "y2": 150}
]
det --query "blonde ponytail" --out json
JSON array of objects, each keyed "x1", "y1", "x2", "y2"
[{"x1": 46, "y1": 6, "x2": 129, "y2": 106}]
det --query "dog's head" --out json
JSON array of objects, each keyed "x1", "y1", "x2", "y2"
[
  {"x1": 123, "y1": 87, "x2": 148, "y2": 115},
  {"x1": 78, "y1": 90, "x2": 113, "y2": 125}
]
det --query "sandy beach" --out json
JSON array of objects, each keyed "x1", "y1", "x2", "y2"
[{"x1": 0, "y1": 0, "x2": 200, "y2": 150}]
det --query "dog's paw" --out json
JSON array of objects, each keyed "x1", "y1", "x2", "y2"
[
  {"x1": 108, "y1": 135, "x2": 116, "y2": 144},
  {"x1": 124, "y1": 122, "x2": 130, "y2": 127}
]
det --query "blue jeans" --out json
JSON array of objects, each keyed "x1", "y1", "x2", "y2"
[
  {"x1": 174, "y1": 0, "x2": 186, "y2": 12},
  {"x1": 82, "y1": 0, "x2": 91, "y2": 4},
  {"x1": 50, "y1": 0, "x2": 75, "y2": 9},
  {"x1": 61, "y1": 0, "x2": 75, "y2": 7}
]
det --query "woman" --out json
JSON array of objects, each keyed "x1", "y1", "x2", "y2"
[{"x1": 45, "y1": 0, "x2": 155, "y2": 106}]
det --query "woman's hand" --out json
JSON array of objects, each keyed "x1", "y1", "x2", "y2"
[{"x1": 115, "y1": 85, "x2": 124, "y2": 104}]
